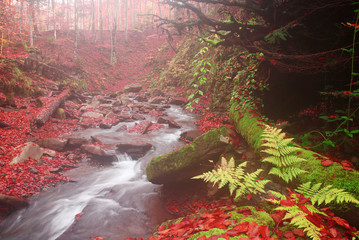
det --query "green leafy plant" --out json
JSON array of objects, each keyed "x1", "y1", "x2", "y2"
[
  {"x1": 192, "y1": 157, "x2": 270, "y2": 201},
  {"x1": 296, "y1": 181, "x2": 359, "y2": 206},
  {"x1": 261, "y1": 125, "x2": 307, "y2": 183}
]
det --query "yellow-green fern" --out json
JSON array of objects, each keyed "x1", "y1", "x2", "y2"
[
  {"x1": 296, "y1": 181, "x2": 359, "y2": 206},
  {"x1": 192, "y1": 157, "x2": 270, "y2": 201},
  {"x1": 261, "y1": 125, "x2": 307, "y2": 183}
]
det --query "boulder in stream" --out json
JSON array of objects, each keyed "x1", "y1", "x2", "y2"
[
  {"x1": 36, "y1": 138, "x2": 67, "y2": 152},
  {"x1": 146, "y1": 126, "x2": 237, "y2": 184},
  {"x1": 116, "y1": 143, "x2": 153, "y2": 159}
]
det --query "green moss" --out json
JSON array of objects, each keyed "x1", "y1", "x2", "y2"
[{"x1": 146, "y1": 125, "x2": 236, "y2": 184}]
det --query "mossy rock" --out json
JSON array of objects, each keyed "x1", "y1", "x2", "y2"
[
  {"x1": 146, "y1": 126, "x2": 236, "y2": 184},
  {"x1": 229, "y1": 101, "x2": 359, "y2": 200},
  {"x1": 53, "y1": 108, "x2": 66, "y2": 119}
]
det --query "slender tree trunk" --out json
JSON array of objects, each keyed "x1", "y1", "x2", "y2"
[
  {"x1": 124, "y1": 0, "x2": 128, "y2": 42},
  {"x1": 74, "y1": 0, "x2": 78, "y2": 59},
  {"x1": 99, "y1": 0, "x2": 103, "y2": 42},
  {"x1": 67, "y1": 0, "x2": 70, "y2": 31},
  {"x1": 111, "y1": 0, "x2": 118, "y2": 65},
  {"x1": 47, "y1": 0, "x2": 50, "y2": 31},
  {"x1": 91, "y1": 0, "x2": 95, "y2": 32},
  {"x1": 52, "y1": 0, "x2": 56, "y2": 39},
  {"x1": 29, "y1": 1, "x2": 34, "y2": 46},
  {"x1": 20, "y1": 1, "x2": 24, "y2": 35}
]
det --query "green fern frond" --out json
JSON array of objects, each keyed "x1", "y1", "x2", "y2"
[
  {"x1": 261, "y1": 125, "x2": 307, "y2": 183},
  {"x1": 192, "y1": 157, "x2": 269, "y2": 201},
  {"x1": 276, "y1": 205, "x2": 322, "y2": 240},
  {"x1": 268, "y1": 190, "x2": 286, "y2": 200},
  {"x1": 296, "y1": 182, "x2": 359, "y2": 205}
]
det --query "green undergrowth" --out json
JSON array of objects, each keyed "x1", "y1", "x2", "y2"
[{"x1": 0, "y1": 58, "x2": 42, "y2": 100}]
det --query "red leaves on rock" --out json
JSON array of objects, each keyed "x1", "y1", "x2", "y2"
[{"x1": 340, "y1": 160, "x2": 355, "y2": 171}]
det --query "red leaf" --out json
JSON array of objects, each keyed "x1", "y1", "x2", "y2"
[
  {"x1": 247, "y1": 194, "x2": 252, "y2": 200},
  {"x1": 270, "y1": 211, "x2": 286, "y2": 225},
  {"x1": 247, "y1": 221, "x2": 259, "y2": 238},
  {"x1": 283, "y1": 231, "x2": 295, "y2": 238},
  {"x1": 328, "y1": 227, "x2": 339, "y2": 238},
  {"x1": 280, "y1": 199, "x2": 295, "y2": 207},
  {"x1": 332, "y1": 216, "x2": 351, "y2": 230},
  {"x1": 293, "y1": 228, "x2": 305, "y2": 237},
  {"x1": 274, "y1": 229, "x2": 283, "y2": 238},
  {"x1": 321, "y1": 159, "x2": 334, "y2": 166},
  {"x1": 298, "y1": 205, "x2": 311, "y2": 215},
  {"x1": 197, "y1": 236, "x2": 207, "y2": 240},
  {"x1": 305, "y1": 215, "x2": 323, "y2": 228},
  {"x1": 258, "y1": 225, "x2": 270, "y2": 238},
  {"x1": 158, "y1": 225, "x2": 166, "y2": 231},
  {"x1": 341, "y1": 160, "x2": 355, "y2": 171},
  {"x1": 237, "y1": 207, "x2": 252, "y2": 216}
]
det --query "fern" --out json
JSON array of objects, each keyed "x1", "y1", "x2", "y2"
[
  {"x1": 296, "y1": 181, "x2": 359, "y2": 206},
  {"x1": 192, "y1": 157, "x2": 270, "y2": 201},
  {"x1": 261, "y1": 125, "x2": 307, "y2": 183}
]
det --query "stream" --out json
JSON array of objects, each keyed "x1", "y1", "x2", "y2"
[{"x1": 0, "y1": 105, "x2": 199, "y2": 240}]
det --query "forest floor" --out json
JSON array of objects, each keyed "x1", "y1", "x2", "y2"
[{"x1": 0, "y1": 28, "x2": 183, "y2": 211}]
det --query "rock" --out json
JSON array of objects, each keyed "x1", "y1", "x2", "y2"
[
  {"x1": 169, "y1": 98, "x2": 187, "y2": 106},
  {"x1": 80, "y1": 144, "x2": 110, "y2": 157},
  {"x1": 28, "y1": 166, "x2": 38, "y2": 174},
  {"x1": 0, "y1": 120, "x2": 11, "y2": 128},
  {"x1": 11, "y1": 142, "x2": 44, "y2": 165},
  {"x1": 66, "y1": 138, "x2": 90, "y2": 149},
  {"x1": 157, "y1": 117, "x2": 181, "y2": 128},
  {"x1": 146, "y1": 126, "x2": 236, "y2": 184},
  {"x1": 132, "y1": 114, "x2": 146, "y2": 120},
  {"x1": 43, "y1": 148, "x2": 57, "y2": 157},
  {"x1": 151, "y1": 88, "x2": 165, "y2": 97},
  {"x1": 116, "y1": 143, "x2": 153, "y2": 159},
  {"x1": 36, "y1": 138, "x2": 67, "y2": 152},
  {"x1": 99, "y1": 123, "x2": 112, "y2": 129},
  {"x1": 116, "y1": 125, "x2": 128, "y2": 132},
  {"x1": 180, "y1": 130, "x2": 203, "y2": 142},
  {"x1": 149, "y1": 96, "x2": 167, "y2": 104},
  {"x1": 134, "y1": 95, "x2": 148, "y2": 102},
  {"x1": 119, "y1": 95, "x2": 133, "y2": 105},
  {"x1": 0, "y1": 194, "x2": 29, "y2": 211},
  {"x1": 128, "y1": 121, "x2": 153, "y2": 134},
  {"x1": 81, "y1": 111, "x2": 103, "y2": 118},
  {"x1": 112, "y1": 100, "x2": 122, "y2": 106},
  {"x1": 53, "y1": 108, "x2": 66, "y2": 119},
  {"x1": 124, "y1": 84, "x2": 143, "y2": 93}
]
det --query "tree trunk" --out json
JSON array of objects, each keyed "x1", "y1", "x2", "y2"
[
  {"x1": 99, "y1": 0, "x2": 103, "y2": 43},
  {"x1": 91, "y1": 0, "x2": 95, "y2": 33},
  {"x1": 74, "y1": 0, "x2": 78, "y2": 59},
  {"x1": 52, "y1": 0, "x2": 56, "y2": 39},
  {"x1": 32, "y1": 88, "x2": 70, "y2": 128},
  {"x1": 124, "y1": 0, "x2": 128, "y2": 42},
  {"x1": 47, "y1": 0, "x2": 50, "y2": 31},
  {"x1": 29, "y1": 1, "x2": 34, "y2": 46}
]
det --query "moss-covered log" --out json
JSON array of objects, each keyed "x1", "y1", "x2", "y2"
[
  {"x1": 146, "y1": 126, "x2": 236, "y2": 184},
  {"x1": 229, "y1": 101, "x2": 359, "y2": 199}
]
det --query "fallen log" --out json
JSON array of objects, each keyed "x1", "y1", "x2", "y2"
[{"x1": 32, "y1": 88, "x2": 70, "y2": 128}]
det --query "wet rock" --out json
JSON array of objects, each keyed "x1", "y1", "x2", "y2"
[
  {"x1": 10, "y1": 142, "x2": 44, "y2": 165},
  {"x1": 124, "y1": 84, "x2": 142, "y2": 93},
  {"x1": 91, "y1": 136, "x2": 102, "y2": 144},
  {"x1": 66, "y1": 138, "x2": 90, "y2": 149},
  {"x1": 81, "y1": 144, "x2": 110, "y2": 157},
  {"x1": 157, "y1": 117, "x2": 181, "y2": 128},
  {"x1": 36, "y1": 138, "x2": 67, "y2": 152},
  {"x1": 81, "y1": 112, "x2": 103, "y2": 118},
  {"x1": 169, "y1": 98, "x2": 187, "y2": 106},
  {"x1": 132, "y1": 114, "x2": 146, "y2": 121},
  {"x1": 116, "y1": 143, "x2": 153, "y2": 159},
  {"x1": 146, "y1": 126, "x2": 236, "y2": 184},
  {"x1": 0, "y1": 194, "x2": 29, "y2": 211},
  {"x1": 180, "y1": 130, "x2": 203, "y2": 142},
  {"x1": 149, "y1": 96, "x2": 167, "y2": 104},
  {"x1": 128, "y1": 121, "x2": 153, "y2": 134},
  {"x1": 116, "y1": 125, "x2": 128, "y2": 132},
  {"x1": 99, "y1": 123, "x2": 112, "y2": 129}
]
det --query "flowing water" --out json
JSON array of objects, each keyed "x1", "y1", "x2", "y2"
[{"x1": 0, "y1": 105, "x2": 198, "y2": 240}]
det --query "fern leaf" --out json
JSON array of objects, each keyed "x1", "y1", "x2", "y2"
[{"x1": 296, "y1": 182, "x2": 359, "y2": 205}]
